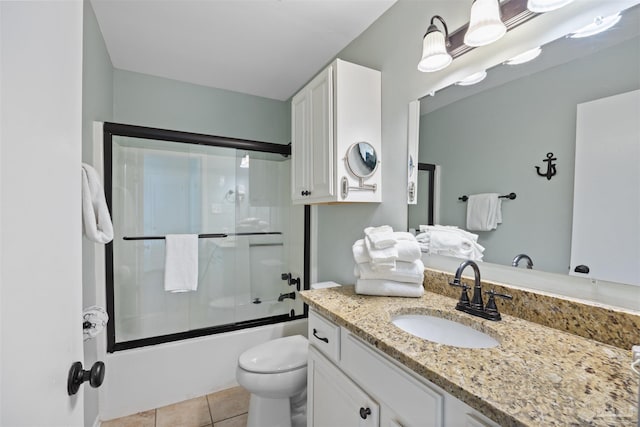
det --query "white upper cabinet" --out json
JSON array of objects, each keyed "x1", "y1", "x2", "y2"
[{"x1": 291, "y1": 59, "x2": 381, "y2": 204}]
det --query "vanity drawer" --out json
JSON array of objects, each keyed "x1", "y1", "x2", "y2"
[
  {"x1": 341, "y1": 329, "x2": 444, "y2": 427},
  {"x1": 308, "y1": 310, "x2": 341, "y2": 362}
]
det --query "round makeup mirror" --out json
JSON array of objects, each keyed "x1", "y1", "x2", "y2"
[{"x1": 345, "y1": 142, "x2": 379, "y2": 179}]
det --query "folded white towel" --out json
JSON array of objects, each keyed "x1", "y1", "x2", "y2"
[
  {"x1": 353, "y1": 239, "x2": 421, "y2": 265},
  {"x1": 416, "y1": 228, "x2": 485, "y2": 261},
  {"x1": 364, "y1": 225, "x2": 396, "y2": 249},
  {"x1": 81, "y1": 163, "x2": 114, "y2": 244},
  {"x1": 364, "y1": 236, "x2": 398, "y2": 268},
  {"x1": 164, "y1": 234, "x2": 199, "y2": 292},
  {"x1": 355, "y1": 279, "x2": 424, "y2": 298},
  {"x1": 466, "y1": 193, "x2": 502, "y2": 231},
  {"x1": 396, "y1": 240, "x2": 422, "y2": 262},
  {"x1": 355, "y1": 260, "x2": 425, "y2": 284}
]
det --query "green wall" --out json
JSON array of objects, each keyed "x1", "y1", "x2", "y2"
[
  {"x1": 420, "y1": 37, "x2": 640, "y2": 273},
  {"x1": 113, "y1": 69, "x2": 290, "y2": 144}
]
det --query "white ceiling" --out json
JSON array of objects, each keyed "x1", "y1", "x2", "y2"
[{"x1": 91, "y1": 0, "x2": 397, "y2": 101}]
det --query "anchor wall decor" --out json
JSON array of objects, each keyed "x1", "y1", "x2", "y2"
[{"x1": 535, "y1": 152, "x2": 557, "y2": 181}]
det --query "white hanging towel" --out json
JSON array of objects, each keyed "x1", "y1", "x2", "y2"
[
  {"x1": 81, "y1": 163, "x2": 114, "y2": 243},
  {"x1": 164, "y1": 234, "x2": 199, "y2": 292},
  {"x1": 466, "y1": 193, "x2": 502, "y2": 231}
]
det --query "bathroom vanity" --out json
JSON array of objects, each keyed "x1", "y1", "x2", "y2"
[
  {"x1": 300, "y1": 280, "x2": 638, "y2": 426},
  {"x1": 306, "y1": 309, "x2": 498, "y2": 427}
]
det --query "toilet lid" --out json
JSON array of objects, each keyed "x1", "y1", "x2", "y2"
[{"x1": 239, "y1": 335, "x2": 308, "y2": 373}]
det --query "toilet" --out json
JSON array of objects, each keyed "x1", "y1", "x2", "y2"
[{"x1": 236, "y1": 334, "x2": 309, "y2": 427}]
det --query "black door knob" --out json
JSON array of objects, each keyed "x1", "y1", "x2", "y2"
[
  {"x1": 359, "y1": 407, "x2": 372, "y2": 419},
  {"x1": 67, "y1": 361, "x2": 105, "y2": 395},
  {"x1": 574, "y1": 265, "x2": 590, "y2": 274}
]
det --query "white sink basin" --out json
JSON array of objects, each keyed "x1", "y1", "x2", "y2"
[{"x1": 391, "y1": 314, "x2": 499, "y2": 349}]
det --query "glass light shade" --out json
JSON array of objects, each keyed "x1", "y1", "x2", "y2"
[
  {"x1": 418, "y1": 30, "x2": 452, "y2": 72},
  {"x1": 456, "y1": 70, "x2": 487, "y2": 86},
  {"x1": 569, "y1": 13, "x2": 621, "y2": 39},
  {"x1": 464, "y1": 0, "x2": 507, "y2": 47},
  {"x1": 527, "y1": 0, "x2": 574, "y2": 13},
  {"x1": 505, "y1": 46, "x2": 542, "y2": 65}
]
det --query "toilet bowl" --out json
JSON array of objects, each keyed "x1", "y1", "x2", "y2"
[{"x1": 236, "y1": 335, "x2": 308, "y2": 427}]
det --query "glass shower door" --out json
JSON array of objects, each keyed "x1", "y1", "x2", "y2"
[{"x1": 107, "y1": 126, "x2": 303, "y2": 351}]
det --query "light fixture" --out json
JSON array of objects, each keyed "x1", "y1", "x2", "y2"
[
  {"x1": 240, "y1": 154, "x2": 250, "y2": 168},
  {"x1": 418, "y1": 15, "x2": 452, "y2": 73},
  {"x1": 505, "y1": 46, "x2": 542, "y2": 65},
  {"x1": 464, "y1": 0, "x2": 507, "y2": 47},
  {"x1": 569, "y1": 13, "x2": 622, "y2": 39},
  {"x1": 456, "y1": 70, "x2": 488, "y2": 86},
  {"x1": 527, "y1": 0, "x2": 574, "y2": 13}
]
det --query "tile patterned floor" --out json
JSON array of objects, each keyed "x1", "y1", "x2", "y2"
[{"x1": 102, "y1": 386, "x2": 250, "y2": 427}]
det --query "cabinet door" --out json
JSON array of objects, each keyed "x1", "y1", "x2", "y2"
[
  {"x1": 291, "y1": 89, "x2": 309, "y2": 202},
  {"x1": 308, "y1": 346, "x2": 379, "y2": 427},
  {"x1": 307, "y1": 65, "x2": 334, "y2": 202}
]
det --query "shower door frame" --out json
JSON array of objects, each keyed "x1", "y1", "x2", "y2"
[{"x1": 103, "y1": 122, "x2": 310, "y2": 353}]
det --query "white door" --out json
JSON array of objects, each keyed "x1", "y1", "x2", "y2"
[
  {"x1": 570, "y1": 90, "x2": 640, "y2": 285},
  {"x1": 1, "y1": 2, "x2": 85, "y2": 426},
  {"x1": 308, "y1": 66, "x2": 334, "y2": 202}
]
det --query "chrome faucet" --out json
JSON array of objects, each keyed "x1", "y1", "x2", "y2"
[
  {"x1": 512, "y1": 253, "x2": 533, "y2": 269},
  {"x1": 449, "y1": 260, "x2": 512, "y2": 321},
  {"x1": 277, "y1": 291, "x2": 296, "y2": 302}
]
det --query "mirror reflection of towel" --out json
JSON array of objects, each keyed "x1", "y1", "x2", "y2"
[{"x1": 466, "y1": 193, "x2": 502, "y2": 231}]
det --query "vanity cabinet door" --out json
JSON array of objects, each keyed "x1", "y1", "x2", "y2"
[
  {"x1": 340, "y1": 330, "x2": 444, "y2": 427},
  {"x1": 308, "y1": 346, "x2": 380, "y2": 427}
]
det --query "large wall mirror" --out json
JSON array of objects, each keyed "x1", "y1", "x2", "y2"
[{"x1": 414, "y1": 2, "x2": 640, "y2": 305}]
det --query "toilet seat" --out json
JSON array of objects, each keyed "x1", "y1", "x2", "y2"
[{"x1": 238, "y1": 335, "x2": 308, "y2": 374}]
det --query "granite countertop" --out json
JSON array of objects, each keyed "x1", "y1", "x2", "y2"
[{"x1": 300, "y1": 286, "x2": 639, "y2": 426}]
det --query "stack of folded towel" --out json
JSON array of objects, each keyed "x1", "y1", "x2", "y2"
[
  {"x1": 352, "y1": 225, "x2": 424, "y2": 297},
  {"x1": 416, "y1": 225, "x2": 484, "y2": 261}
]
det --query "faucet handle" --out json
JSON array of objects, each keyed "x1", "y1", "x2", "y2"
[
  {"x1": 484, "y1": 289, "x2": 512, "y2": 319},
  {"x1": 484, "y1": 289, "x2": 513, "y2": 300},
  {"x1": 449, "y1": 280, "x2": 470, "y2": 307}
]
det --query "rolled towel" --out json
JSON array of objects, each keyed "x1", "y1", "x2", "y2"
[
  {"x1": 164, "y1": 234, "x2": 199, "y2": 292},
  {"x1": 419, "y1": 225, "x2": 479, "y2": 242},
  {"x1": 81, "y1": 163, "x2": 114, "y2": 244},
  {"x1": 355, "y1": 260, "x2": 425, "y2": 284},
  {"x1": 394, "y1": 231, "x2": 417, "y2": 242},
  {"x1": 364, "y1": 236, "x2": 398, "y2": 268},
  {"x1": 355, "y1": 279, "x2": 424, "y2": 298},
  {"x1": 365, "y1": 225, "x2": 396, "y2": 249}
]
